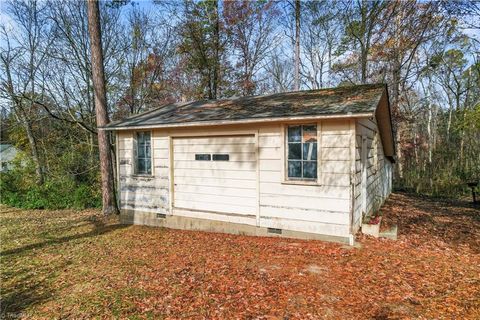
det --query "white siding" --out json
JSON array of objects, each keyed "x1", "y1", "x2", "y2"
[
  {"x1": 256, "y1": 121, "x2": 351, "y2": 237},
  {"x1": 117, "y1": 131, "x2": 170, "y2": 214},
  {"x1": 172, "y1": 135, "x2": 257, "y2": 216},
  {"x1": 116, "y1": 118, "x2": 392, "y2": 240},
  {"x1": 352, "y1": 118, "x2": 392, "y2": 232}
]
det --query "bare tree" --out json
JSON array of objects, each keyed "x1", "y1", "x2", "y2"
[
  {"x1": 337, "y1": 0, "x2": 387, "y2": 84},
  {"x1": 224, "y1": 0, "x2": 280, "y2": 96},
  {"x1": 264, "y1": 49, "x2": 294, "y2": 93},
  {"x1": 0, "y1": 0, "x2": 52, "y2": 184},
  {"x1": 377, "y1": 0, "x2": 442, "y2": 179},
  {"x1": 293, "y1": 0, "x2": 300, "y2": 91},
  {"x1": 301, "y1": 1, "x2": 342, "y2": 89},
  {"x1": 86, "y1": 0, "x2": 118, "y2": 215}
]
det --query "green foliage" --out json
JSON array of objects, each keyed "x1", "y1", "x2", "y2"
[
  {"x1": 0, "y1": 155, "x2": 101, "y2": 210},
  {"x1": 399, "y1": 103, "x2": 480, "y2": 198}
]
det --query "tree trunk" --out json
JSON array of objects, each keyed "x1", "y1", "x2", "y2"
[
  {"x1": 16, "y1": 107, "x2": 44, "y2": 185},
  {"x1": 24, "y1": 114, "x2": 44, "y2": 185},
  {"x1": 360, "y1": 0, "x2": 367, "y2": 84},
  {"x1": 391, "y1": 61, "x2": 403, "y2": 180},
  {"x1": 294, "y1": 0, "x2": 300, "y2": 91},
  {"x1": 427, "y1": 102, "x2": 434, "y2": 190},
  {"x1": 212, "y1": 0, "x2": 220, "y2": 99},
  {"x1": 87, "y1": 0, "x2": 118, "y2": 215},
  {"x1": 360, "y1": 46, "x2": 367, "y2": 84}
]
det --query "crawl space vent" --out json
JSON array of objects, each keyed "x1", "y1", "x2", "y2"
[
  {"x1": 156, "y1": 213, "x2": 166, "y2": 219},
  {"x1": 267, "y1": 228, "x2": 282, "y2": 234}
]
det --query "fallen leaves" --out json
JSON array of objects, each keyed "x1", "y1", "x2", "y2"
[{"x1": 0, "y1": 193, "x2": 479, "y2": 319}]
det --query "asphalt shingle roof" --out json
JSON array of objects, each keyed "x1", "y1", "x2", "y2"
[{"x1": 105, "y1": 83, "x2": 386, "y2": 129}]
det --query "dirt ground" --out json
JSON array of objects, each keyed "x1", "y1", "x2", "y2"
[{"x1": 1, "y1": 192, "x2": 479, "y2": 319}]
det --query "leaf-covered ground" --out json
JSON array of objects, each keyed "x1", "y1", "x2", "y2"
[{"x1": 1, "y1": 193, "x2": 479, "y2": 319}]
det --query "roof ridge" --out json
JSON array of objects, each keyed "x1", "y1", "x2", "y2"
[{"x1": 104, "y1": 83, "x2": 388, "y2": 130}]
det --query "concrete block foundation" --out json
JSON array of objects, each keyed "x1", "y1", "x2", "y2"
[{"x1": 120, "y1": 209, "x2": 351, "y2": 244}]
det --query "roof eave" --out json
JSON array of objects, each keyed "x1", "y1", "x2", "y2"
[
  {"x1": 374, "y1": 85, "x2": 396, "y2": 161},
  {"x1": 101, "y1": 112, "x2": 374, "y2": 131}
]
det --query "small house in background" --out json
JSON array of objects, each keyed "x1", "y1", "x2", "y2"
[
  {"x1": 104, "y1": 84, "x2": 394, "y2": 244},
  {"x1": 0, "y1": 144, "x2": 18, "y2": 172}
]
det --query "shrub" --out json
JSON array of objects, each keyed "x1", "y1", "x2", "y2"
[
  {"x1": 73, "y1": 184, "x2": 101, "y2": 209},
  {"x1": 0, "y1": 166, "x2": 101, "y2": 210}
]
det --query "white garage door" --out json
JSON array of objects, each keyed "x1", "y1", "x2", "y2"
[{"x1": 173, "y1": 135, "x2": 257, "y2": 216}]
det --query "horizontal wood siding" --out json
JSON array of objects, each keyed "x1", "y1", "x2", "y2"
[
  {"x1": 257, "y1": 121, "x2": 350, "y2": 237},
  {"x1": 353, "y1": 118, "x2": 392, "y2": 232},
  {"x1": 117, "y1": 120, "x2": 358, "y2": 238},
  {"x1": 172, "y1": 135, "x2": 257, "y2": 216},
  {"x1": 117, "y1": 131, "x2": 170, "y2": 213}
]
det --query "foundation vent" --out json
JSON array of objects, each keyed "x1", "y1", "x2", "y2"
[
  {"x1": 267, "y1": 228, "x2": 282, "y2": 234},
  {"x1": 156, "y1": 213, "x2": 166, "y2": 219}
]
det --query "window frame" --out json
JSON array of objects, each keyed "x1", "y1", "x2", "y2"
[
  {"x1": 283, "y1": 123, "x2": 320, "y2": 185},
  {"x1": 133, "y1": 130, "x2": 153, "y2": 176}
]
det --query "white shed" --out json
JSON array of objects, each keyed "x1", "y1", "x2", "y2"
[
  {"x1": 104, "y1": 84, "x2": 395, "y2": 244},
  {"x1": 0, "y1": 144, "x2": 18, "y2": 172}
]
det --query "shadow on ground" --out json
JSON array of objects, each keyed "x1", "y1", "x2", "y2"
[
  {"x1": 1, "y1": 220, "x2": 126, "y2": 257},
  {"x1": 0, "y1": 214, "x2": 127, "y2": 319}
]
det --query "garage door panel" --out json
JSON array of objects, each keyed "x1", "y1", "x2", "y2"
[
  {"x1": 173, "y1": 135, "x2": 257, "y2": 216},
  {"x1": 173, "y1": 152, "x2": 255, "y2": 162},
  {"x1": 174, "y1": 200, "x2": 256, "y2": 216},
  {"x1": 173, "y1": 144, "x2": 255, "y2": 153},
  {"x1": 175, "y1": 184, "x2": 257, "y2": 197},
  {"x1": 174, "y1": 160, "x2": 256, "y2": 171},
  {"x1": 174, "y1": 168, "x2": 257, "y2": 180},
  {"x1": 175, "y1": 192, "x2": 257, "y2": 207},
  {"x1": 174, "y1": 176, "x2": 256, "y2": 188}
]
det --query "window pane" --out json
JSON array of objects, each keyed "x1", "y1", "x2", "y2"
[
  {"x1": 137, "y1": 132, "x2": 145, "y2": 143},
  {"x1": 146, "y1": 145, "x2": 151, "y2": 157},
  {"x1": 136, "y1": 132, "x2": 151, "y2": 174},
  {"x1": 145, "y1": 158, "x2": 151, "y2": 174},
  {"x1": 288, "y1": 143, "x2": 301, "y2": 160},
  {"x1": 303, "y1": 161, "x2": 317, "y2": 179},
  {"x1": 212, "y1": 154, "x2": 229, "y2": 161},
  {"x1": 302, "y1": 125, "x2": 317, "y2": 143},
  {"x1": 288, "y1": 126, "x2": 301, "y2": 142},
  {"x1": 288, "y1": 161, "x2": 301, "y2": 178},
  {"x1": 137, "y1": 159, "x2": 145, "y2": 173},
  {"x1": 138, "y1": 146, "x2": 145, "y2": 157},
  {"x1": 195, "y1": 154, "x2": 211, "y2": 161},
  {"x1": 303, "y1": 142, "x2": 317, "y2": 161}
]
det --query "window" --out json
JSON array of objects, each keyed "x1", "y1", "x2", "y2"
[
  {"x1": 212, "y1": 154, "x2": 229, "y2": 161},
  {"x1": 135, "y1": 131, "x2": 151, "y2": 175},
  {"x1": 286, "y1": 124, "x2": 317, "y2": 180},
  {"x1": 195, "y1": 154, "x2": 211, "y2": 161},
  {"x1": 195, "y1": 154, "x2": 230, "y2": 161}
]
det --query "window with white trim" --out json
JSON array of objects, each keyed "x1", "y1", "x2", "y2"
[
  {"x1": 286, "y1": 124, "x2": 318, "y2": 180},
  {"x1": 135, "y1": 131, "x2": 152, "y2": 175}
]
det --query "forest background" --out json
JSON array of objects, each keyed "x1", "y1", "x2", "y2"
[{"x1": 0, "y1": 0, "x2": 478, "y2": 209}]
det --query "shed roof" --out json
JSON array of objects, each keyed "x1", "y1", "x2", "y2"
[
  {"x1": 104, "y1": 84, "x2": 387, "y2": 130},
  {"x1": 104, "y1": 83, "x2": 395, "y2": 160}
]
